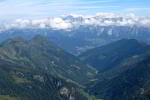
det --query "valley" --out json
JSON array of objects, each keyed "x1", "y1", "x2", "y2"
[{"x1": 0, "y1": 35, "x2": 150, "y2": 100}]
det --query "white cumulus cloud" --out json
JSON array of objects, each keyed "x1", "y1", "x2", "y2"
[{"x1": 1, "y1": 13, "x2": 150, "y2": 31}]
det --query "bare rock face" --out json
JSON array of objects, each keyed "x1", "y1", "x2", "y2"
[{"x1": 60, "y1": 87, "x2": 70, "y2": 96}]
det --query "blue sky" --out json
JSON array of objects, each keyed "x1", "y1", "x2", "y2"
[{"x1": 0, "y1": 0, "x2": 150, "y2": 20}]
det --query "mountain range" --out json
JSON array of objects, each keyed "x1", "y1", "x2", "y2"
[
  {"x1": 79, "y1": 39, "x2": 150, "y2": 100},
  {"x1": 89, "y1": 51, "x2": 150, "y2": 100},
  {"x1": 79, "y1": 39, "x2": 150, "y2": 72},
  {"x1": 0, "y1": 13, "x2": 150, "y2": 55},
  {"x1": 0, "y1": 21, "x2": 150, "y2": 100},
  {"x1": 0, "y1": 35, "x2": 97, "y2": 100},
  {"x1": 0, "y1": 35, "x2": 96, "y2": 85}
]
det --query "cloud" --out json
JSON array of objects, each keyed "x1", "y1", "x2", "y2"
[
  {"x1": 6, "y1": 17, "x2": 73, "y2": 30},
  {"x1": 126, "y1": 7, "x2": 150, "y2": 11},
  {"x1": 49, "y1": 18, "x2": 73, "y2": 29},
  {"x1": 67, "y1": 6, "x2": 119, "y2": 9},
  {"x1": 0, "y1": 0, "x2": 150, "y2": 21},
  {"x1": 1, "y1": 13, "x2": 150, "y2": 31},
  {"x1": 0, "y1": 0, "x2": 45, "y2": 19},
  {"x1": 0, "y1": 0, "x2": 120, "y2": 20}
]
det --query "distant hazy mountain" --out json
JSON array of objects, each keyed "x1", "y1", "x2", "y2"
[
  {"x1": 0, "y1": 13, "x2": 150, "y2": 55},
  {"x1": 79, "y1": 39, "x2": 150, "y2": 72},
  {"x1": 79, "y1": 39, "x2": 150, "y2": 100},
  {"x1": 89, "y1": 52, "x2": 150, "y2": 100}
]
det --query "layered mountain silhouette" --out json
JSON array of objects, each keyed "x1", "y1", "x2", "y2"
[
  {"x1": 89, "y1": 52, "x2": 150, "y2": 100},
  {"x1": 79, "y1": 39, "x2": 150, "y2": 72},
  {"x1": 0, "y1": 25, "x2": 150, "y2": 55},
  {"x1": 79, "y1": 39, "x2": 150, "y2": 100}
]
